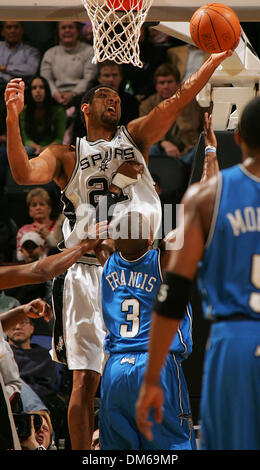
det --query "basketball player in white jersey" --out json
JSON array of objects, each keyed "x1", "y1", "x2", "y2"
[{"x1": 5, "y1": 48, "x2": 232, "y2": 449}]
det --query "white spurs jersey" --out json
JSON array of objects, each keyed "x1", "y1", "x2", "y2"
[{"x1": 60, "y1": 126, "x2": 162, "y2": 264}]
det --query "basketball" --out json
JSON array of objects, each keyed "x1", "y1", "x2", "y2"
[{"x1": 190, "y1": 3, "x2": 241, "y2": 53}]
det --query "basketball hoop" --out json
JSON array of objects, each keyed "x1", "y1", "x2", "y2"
[{"x1": 81, "y1": 0, "x2": 154, "y2": 67}]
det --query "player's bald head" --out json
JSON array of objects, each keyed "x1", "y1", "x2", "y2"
[
  {"x1": 113, "y1": 212, "x2": 152, "y2": 257},
  {"x1": 238, "y1": 96, "x2": 260, "y2": 149}
]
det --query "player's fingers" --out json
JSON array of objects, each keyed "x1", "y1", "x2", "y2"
[
  {"x1": 27, "y1": 298, "x2": 53, "y2": 322},
  {"x1": 136, "y1": 163, "x2": 144, "y2": 174},
  {"x1": 136, "y1": 414, "x2": 154, "y2": 441},
  {"x1": 142, "y1": 422, "x2": 154, "y2": 441},
  {"x1": 4, "y1": 89, "x2": 20, "y2": 101},
  {"x1": 8, "y1": 77, "x2": 23, "y2": 84},
  {"x1": 5, "y1": 96, "x2": 21, "y2": 106},
  {"x1": 96, "y1": 223, "x2": 109, "y2": 239},
  {"x1": 41, "y1": 301, "x2": 53, "y2": 322},
  {"x1": 5, "y1": 82, "x2": 23, "y2": 94},
  {"x1": 204, "y1": 112, "x2": 209, "y2": 131}
]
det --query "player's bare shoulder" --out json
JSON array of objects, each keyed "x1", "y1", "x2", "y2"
[
  {"x1": 183, "y1": 174, "x2": 218, "y2": 207},
  {"x1": 46, "y1": 143, "x2": 75, "y2": 158}
]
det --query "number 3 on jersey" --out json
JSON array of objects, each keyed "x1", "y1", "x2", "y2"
[
  {"x1": 249, "y1": 254, "x2": 260, "y2": 313},
  {"x1": 120, "y1": 298, "x2": 140, "y2": 338}
]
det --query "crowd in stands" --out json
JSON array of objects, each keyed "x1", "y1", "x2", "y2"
[{"x1": 0, "y1": 19, "x2": 218, "y2": 450}]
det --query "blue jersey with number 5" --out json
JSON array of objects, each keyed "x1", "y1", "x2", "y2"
[
  {"x1": 198, "y1": 164, "x2": 260, "y2": 320},
  {"x1": 101, "y1": 249, "x2": 193, "y2": 359}
]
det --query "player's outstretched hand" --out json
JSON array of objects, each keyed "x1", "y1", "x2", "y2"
[
  {"x1": 210, "y1": 49, "x2": 233, "y2": 66},
  {"x1": 112, "y1": 160, "x2": 144, "y2": 189},
  {"x1": 136, "y1": 380, "x2": 164, "y2": 441},
  {"x1": 25, "y1": 298, "x2": 53, "y2": 323},
  {"x1": 5, "y1": 78, "x2": 25, "y2": 119}
]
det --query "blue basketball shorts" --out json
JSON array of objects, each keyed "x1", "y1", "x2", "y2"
[
  {"x1": 99, "y1": 351, "x2": 196, "y2": 450},
  {"x1": 199, "y1": 320, "x2": 260, "y2": 450}
]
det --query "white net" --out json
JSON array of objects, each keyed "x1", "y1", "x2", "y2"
[{"x1": 81, "y1": 0, "x2": 153, "y2": 67}]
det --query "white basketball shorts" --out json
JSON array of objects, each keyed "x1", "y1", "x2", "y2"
[{"x1": 52, "y1": 262, "x2": 107, "y2": 373}]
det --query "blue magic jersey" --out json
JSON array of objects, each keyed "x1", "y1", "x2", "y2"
[
  {"x1": 198, "y1": 164, "x2": 260, "y2": 320},
  {"x1": 102, "y1": 249, "x2": 193, "y2": 359}
]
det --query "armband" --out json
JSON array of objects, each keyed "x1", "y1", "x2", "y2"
[
  {"x1": 153, "y1": 272, "x2": 192, "y2": 319},
  {"x1": 112, "y1": 172, "x2": 141, "y2": 189},
  {"x1": 205, "y1": 145, "x2": 216, "y2": 155}
]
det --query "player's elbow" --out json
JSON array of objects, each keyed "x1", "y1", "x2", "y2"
[
  {"x1": 9, "y1": 165, "x2": 32, "y2": 185},
  {"x1": 12, "y1": 172, "x2": 29, "y2": 185}
]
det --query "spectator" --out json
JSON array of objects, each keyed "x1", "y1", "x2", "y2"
[
  {"x1": 0, "y1": 297, "x2": 53, "y2": 450},
  {"x1": 167, "y1": 44, "x2": 207, "y2": 82},
  {"x1": 14, "y1": 196, "x2": 63, "y2": 311},
  {"x1": 0, "y1": 21, "x2": 40, "y2": 93},
  {"x1": 16, "y1": 187, "x2": 63, "y2": 262},
  {"x1": 81, "y1": 22, "x2": 93, "y2": 45},
  {"x1": 22, "y1": 22, "x2": 57, "y2": 56},
  {"x1": 14, "y1": 232, "x2": 55, "y2": 312},
  {"x1": 19, "y1": 232, "x2": 46, "y2": 263},
  {"x1": 139, "y1": 63, "x2": 210, "y2": 167},
  {"x1": 16, "y1": 409, "x2": 57, "y2": 450},
  {"x1": 0, "y1": 21, "x2": 41, "y2": 179},
  {"x1": 6, "y1": 316, "x2": 67, "y2": 445},
  {"x1": 40, "y1": 21, "x2": 97, "y2": 110},
  {"x1": 19, "y1": 75, "x2": 67, "y2": 157},
  {"x1": 123, "y1": 26, "x2": 172, "y2": 102},
  {"x1": 31, "y1": 409, "x2": 56, "y2": 450}
]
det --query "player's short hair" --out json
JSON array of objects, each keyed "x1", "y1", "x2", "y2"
[
  {"x1": 80, "y1": 85, "x2": 119, "y2": 125},
  {"x1": 238, "y1": 96, "x2": 260, "y2": 148},
  {"x1": 81, "y1": 84, "x2": 118, "y2": 106}
]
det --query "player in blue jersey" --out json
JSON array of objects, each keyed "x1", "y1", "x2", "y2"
[
  {"x1": 136, "y1": 97, "x2": 260, "y2": 450},
  {"x1": 98, "y1": 211, "x2": 195, "y2": 450}
]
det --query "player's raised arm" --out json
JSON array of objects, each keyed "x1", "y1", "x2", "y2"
[
  {"x1": 128, "y1": 51, "x2": 232, "y2": 154},
  {"x1": 200, "y1": 112, "x2": 219, "y2": 183},
  {"x1": 5, "y1": 78, "x2": 72, "y2": 187}
]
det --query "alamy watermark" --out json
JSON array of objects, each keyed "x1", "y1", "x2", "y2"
[{"x1": 73, "y1": 200, "x2": 184, "y2": 251}]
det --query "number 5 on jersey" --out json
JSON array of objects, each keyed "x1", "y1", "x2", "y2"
[{"x1": 249, "y1": 254, "x2": 260, "y2": 313}]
